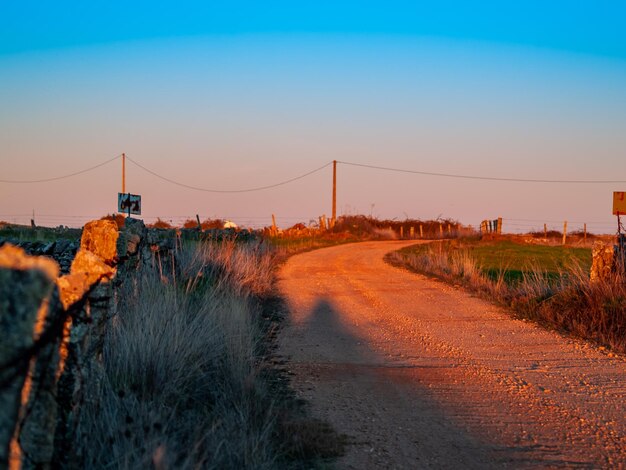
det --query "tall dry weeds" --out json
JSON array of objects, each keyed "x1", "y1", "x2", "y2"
[
  {"x1": 389, "y1": 244, "x2": 626, "y2": 353},
  {"x1": 70, "y1": 240, "x2": 305, "y2": 469}
]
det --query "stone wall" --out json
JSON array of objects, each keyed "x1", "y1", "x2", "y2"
[
  {"x1": 590, "y1": 238, "x2": 626, "y2": 282},
  {"x1": 0, "y1": 218, "x2": 165, "y2": 469},
  {"x1": 0, "y1": 218, "x2": 253, "y2": 469}
]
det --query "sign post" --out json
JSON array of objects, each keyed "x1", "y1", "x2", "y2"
[
  {"x1": 613, "y1": 192, "x2": 626, "y2": 235},
  {"x1": 613, "y1": 192, "x2": 626, "y2": 272},
  {"x1": 118, "y1": 193, "x2": 141, "y2": 217}
]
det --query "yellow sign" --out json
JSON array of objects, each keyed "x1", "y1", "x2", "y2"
[{"x1": 614, "y1": 192, "x2": 626, "y2": 215}]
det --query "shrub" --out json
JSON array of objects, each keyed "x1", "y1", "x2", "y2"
[
  {"x1": 100, "y1": 213, "x2": 126, "y2": 229},
  {"x1": 148, "y1": 218, "x2": 174, "y2": 229}
]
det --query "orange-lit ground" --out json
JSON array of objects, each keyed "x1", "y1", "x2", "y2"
[{"x1": 278, "y1": 241, "x2": 626, "y2": 468}]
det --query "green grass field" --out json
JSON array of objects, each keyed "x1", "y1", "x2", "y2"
[{"x1": 399, "y1": 240, "x2": 592, "y2": 284}]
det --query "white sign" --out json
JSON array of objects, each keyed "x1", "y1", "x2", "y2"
[{"x1": 118, "y1": 193, "x2": 141, "y2": 215}]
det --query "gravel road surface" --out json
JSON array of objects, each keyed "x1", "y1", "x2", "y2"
[{"x1": 277, "y1": 241, "x2": 626, "y2": 469}]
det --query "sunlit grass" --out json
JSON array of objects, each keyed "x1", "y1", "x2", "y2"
[
  {"x1": 388, "y1": 239, "x2": 626, "y2": 353},
  {"x1": 395, "y1": 239, "x2": 591, "y2": 284}
]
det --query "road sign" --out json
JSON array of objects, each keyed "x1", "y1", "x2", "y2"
[
  {"x1": 613, "y1": 192, "x2": 626, "y2": 215},
  {"x1": 118, "y1": 193, "x2": 141, "y2": 216}
]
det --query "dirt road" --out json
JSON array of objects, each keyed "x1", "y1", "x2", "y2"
[{"x1": 277, "y1": 241, "x2": 626, "y2": 469}]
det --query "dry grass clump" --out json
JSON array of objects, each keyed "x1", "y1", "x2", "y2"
[
  {"x1": 182, "y1": 218, "x2": 226, "y2": 230},
  {"x1": 529, "y1": 268, "x2": 626, "y2": 351},
  {"x1": 332, "y1": 215, "x2": 462, "y2": 239},
  {"x1": 389, "y1": 244, "x2": 626, "y2": 353},
  {"x1": 72, "y1": 240, "x2": 337, "y2": 468},
  {"x1": 148, "y1": 218, "x2": 175, "y2": 229}
]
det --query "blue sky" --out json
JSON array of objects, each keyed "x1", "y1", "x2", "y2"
[
  {"x1": 1, "y1": 2, "x2": 625, "y2": 231},
  {"x1": 2, "y1": 1, "x2": 626, "y2": 59}
]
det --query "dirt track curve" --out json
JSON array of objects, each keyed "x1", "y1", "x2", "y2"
[{"x1": 277, "y1": 241, "x2": 626, "y2": 469}]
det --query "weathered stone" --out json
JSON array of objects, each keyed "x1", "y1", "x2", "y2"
[
  {"x1": 79, "y1": 220, "x2": 119, "y2": 265},
  {"x1": 0, "y1": 245, "x2": 58, "y2": 469},
  {"x1": 18, "y1": 288, "x2": 64, "y2": 470},
  {"x1": 42, "y1": 242, "x2": 56, "y2": 256},
  {"x1": 0, "y1": 244, "x2": 59, "y2": 281},
  {"x1": 57, "y1": 249, "x2": 115, "y2": 310},
  {"x1": 116, "y1": 217, "x2": 145, "y2": 259},
  {"x1": 590, "y1": 240, "x2": 616, "y2": 282},
  {"x1": 53, "y1": 239, "x2": 71, "y2": 257}
]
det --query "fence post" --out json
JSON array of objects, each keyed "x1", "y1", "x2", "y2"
[
  {"x1": 419, "y1": 224, "x2": 423, "y2": 238},
  {"x1": 497, "y1": 217, "x2": 503, "y2": 235},
  {"x1": 562, "y1": 220, "x2": 568, "y2": 245},
  {"x1": 271, "y1": 214, "x2": 277, "y2": 236},
  {"x1": 410, "y1": 226, "x2": 415, "y2": 239},
  {"x1": 544, "y1": 223, "x2": 547, "y2": 239},
  {"x1": 195, "y1": 214, "x2": 201, "y2": 231},
  {"x1": 439, "y1": 224, "x2": 443, "y2": 238},
  {"x1": 400, "y1": 226, "x2": 404, "y2": 239},
  {"x1": 584, "y1": 223, "x2": 587, "y2": 243}
]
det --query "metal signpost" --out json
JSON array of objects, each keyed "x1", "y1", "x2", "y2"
[
  {"x1": 118, "y1": 193, "x2": 141, "y2": 217},
  {"x1": 613, "y1": 192, "x2": 626, "y2": 272},
  {"x1": 613, "y1": 192, "x2": 626, "y2": 225}
]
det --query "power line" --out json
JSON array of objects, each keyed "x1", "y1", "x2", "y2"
[
  {"x1": 0, "y1": 154, "x2": 121, "y2": 183},
  {"x1": 338, "y1": 160, "x2": 626, "y2": 184},
  {"x1": 2, "y1": 154, "x2": 624, "y2": 187},
  {"x1": 126, "y1": 156, "x2": 332, "y2": 193}
]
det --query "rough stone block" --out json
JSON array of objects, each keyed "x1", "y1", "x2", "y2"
[
  {"x1": 0, "y1": 244, "x2": 58, "y2": 468},
  {"x1": 590, "y1": 240, "x2": 616, "y2": 282},
  {"x1": 57, "y1": 250, "x2": 115, "y2": 310},
  {"x1": 80, "y1": 220, "x2": 119, "y2": 265}
]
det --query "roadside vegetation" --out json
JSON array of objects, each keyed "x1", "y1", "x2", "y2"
[
  {"x1": 388, "y1": 239, "x2": 626, "y2": 353},
  {"x1": 72, "y1": 239, "x2": 342, "y2": 469},
  {"x1": 266, "y1": 215, "x2": 463, "y2": 258},
  {"x1": 0, "y1": 222, "x2": 81, "y2": 243}
]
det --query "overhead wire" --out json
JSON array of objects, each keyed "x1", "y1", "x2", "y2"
[
  {"x1": 337, "y1": 160, "x2": 626, "y2": 184},
  {"x1": 125, "y1": 156, "x2": 332, "y2": 193},
  {"x1": 2, "y1": 154, "x2": 624, "y2": 186},
  {"x1": 0, "y1": 154, "x2": 122, "y2": 183}
]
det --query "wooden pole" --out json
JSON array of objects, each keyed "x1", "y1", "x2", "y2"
[
  {"x1": 562, "y1": 220, "x2": 568, "y2": 245},
  {"x1": 400, "y1": 226, "x2": 404, "y2": 239},
  {"x1": 410, "y1": 226, "x2": 415, "y2": 239},
  {"x1": 439, "y1": 224, "x2": 443, "y2": 238},
  {"x1": 196, "y1": 214, "x2": 202, "y2": 231},
  {"x1": 497, "y1": 217, "x2": 503, "y2": 235},
  {"x1": 272, "y1": 214, "x2": 277, "y2": 236},
  {"x1": 544, "y1": 223, "x2": 547, "y2": 239},
  {"x1": 122, "y1": 153, "x2": 126, "y2": 193},
  {"x1": 332, "y1": 160, "x2": 337, "y2": 227},
  {"x1": 419, "y1": 224, "x2": 423, "y2": 238}
]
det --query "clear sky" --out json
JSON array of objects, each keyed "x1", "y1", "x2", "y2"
[{"x1": 1, "y1": 1, "x2": 625, "y2": 232}]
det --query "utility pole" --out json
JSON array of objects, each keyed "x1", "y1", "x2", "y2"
[
  {"x1": 122, "y1": 153, "x2": 126, "y2": 193},
  {"x1": 332, "y1": 160, "x2": 337, "y2": 227}
]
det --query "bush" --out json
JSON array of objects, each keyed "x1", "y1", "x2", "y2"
[
  {"x1": 100, "y1": 213, "x2": 126, "y2": 229},
  {"x1": 148, "y1": 218, "x2": 174, "y2": 229}
]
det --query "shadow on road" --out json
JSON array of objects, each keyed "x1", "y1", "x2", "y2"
[
  {"x1": 284, "y1": 295, "x2": 591, "y2": 469},
  {"x1": 285, "y1": 296, "x2": 512, "y2": 469}
]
